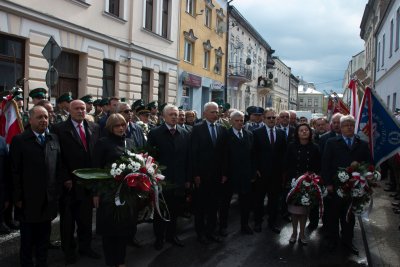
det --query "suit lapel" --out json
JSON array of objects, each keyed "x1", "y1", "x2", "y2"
[
  {"x1": 202, "y1": 121, "x2": 214, "y2": 146},
  {"x1": 67, "y1": 120, "x2": 85, "y2": 148}
]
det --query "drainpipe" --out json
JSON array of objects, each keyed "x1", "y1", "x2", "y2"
[{"x1": 225, "y1": 1, "x2": 233, "y2": 103}]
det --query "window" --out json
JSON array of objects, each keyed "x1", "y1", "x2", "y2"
[
  {"x1": 390, "y1": 19, "x2": 394, "y2": 57},
  {"x1": 186, "y1": 0, "x2": 195, "y2": 16},
  {"x1": 161, "y1": 0, "x2": 169, "y2": 38},
  {"x1": 141, "y1": 69, "x2": 151, "y2": 103},
  {"x1": 108, "y1": 0, "x2": 120, "y2": 17},
  {"x1": 396, "y1": 8, "x2": 400, "y2": 51},
  {"x1": 215, "y1": 55, "x2": 222, "y2": 74},
  {"x1": 0, "y1": 34, "x2": 25, "y2": 93},
  {"x1": 217, "y1": 16, "x2": 224, "y2": 35},
  {"x1": 102, "y1": 60, "x2": 115, "y2": 97},
  {"x1": 314, "y1": 98, "x2": 319, "y2": 106},
  {"x1": 145, "y1": 0, "x2": 153, "y2": 31},
  {"x1": 184, "y1": 39, "x2": 193, "y2": 63},
  {"x1": 53, "y1": 51, "x2": 79, "y2": 99},
  {"x1": 382, "y1": 34, "x2": 385, "y2": 67},
  {"x1": 377, "y1": 42, "x2": 381, "y2": 70},
  {"x1": 158, "y1": 72, "x2": 166, "y2": 104},
  {"x1": 387, "y1": 95, "x2": 390, "y2": 107},
  {"x1": 203, "y1": 50, "x2": 210, "y2": 69},
  {"x1": 393, "y1": 92, "x2": 397, "y2": 112},
  {"x1": 205, "y1": 7, "x2": 211, "y2": 28},
  {"x1": 308, "y1": 99, "x2": 312, "y2": 107}
]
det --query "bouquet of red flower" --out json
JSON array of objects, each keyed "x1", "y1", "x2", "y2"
[
  {"x1": 73, "y1": 151, "x2": 169, "y2": 222},
  {"x1": 335, "y1": 161, "x2": 381, "y2": 215},
  {"x1": 286, "y1": 172, "x2": 327, "y2": 216}
]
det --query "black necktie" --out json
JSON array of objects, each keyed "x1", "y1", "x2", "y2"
[
  {"x1": 238, "y1": 131, "x2": 243, "y2": 139},
  {"x1": 170, "y1": 128, "x2": 176, "y2": 136},
  {"x1": 269, "y1": 128, "x2": 274, "y2": 145},
  {"x1": 210, "y1": 123, "x2": 217, "y2": 145}
]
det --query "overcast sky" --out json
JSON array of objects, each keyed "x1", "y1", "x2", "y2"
[{"x1": 232, "y1": 0, "x2": 367, "y2": 93}]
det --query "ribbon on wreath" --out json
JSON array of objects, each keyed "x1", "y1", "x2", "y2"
[
  {"x1": 286, "y1": 172, "x2": 325, "y2": 218},
  {"x1": 345, "y1": 172, "x2": 372, "y2": 221}
]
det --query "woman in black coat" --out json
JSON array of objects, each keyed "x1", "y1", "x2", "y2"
[
  {"x1": 93, "y1": 113, "x2": 136, "y2": 267},
  {"x1": 285, "y1": 123, "x2": 320, "y2": 245}
]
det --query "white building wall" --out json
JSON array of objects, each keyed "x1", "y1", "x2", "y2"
[
  {"x1": 375, "y1": 0, "x2": 400, "y2": 112},
  {"x1": 272, "y1": 57, "x2": 290, "y2": 112}
]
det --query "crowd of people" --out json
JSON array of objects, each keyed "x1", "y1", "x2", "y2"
[{"x1": 0, "y1": 87, "x2": 398, "y2": 267}]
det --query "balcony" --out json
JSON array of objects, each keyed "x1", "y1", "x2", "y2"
[
  {"x1": 257, "y1": 76, "x2": 273, "y2": 95},
  {"x1": 227, "y1": 62, "x2": 252, "y2": 87}
]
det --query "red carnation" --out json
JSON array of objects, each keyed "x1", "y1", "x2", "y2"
[
  {"x1": 346, "y1": 167, "x2": 353, "y2": 173},
  {"x1": 368, "y1": 165, "x2": 375, "y2": 172},
  {"x1": 139, "y1": 167, "x2": 147, "y2": 174}
]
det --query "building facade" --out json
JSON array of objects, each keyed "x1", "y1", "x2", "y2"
[
  {"x1": 289, "y1": 74, "x2": 299, "y2": 110},
  {"x1": 177, "y1": 0, "x2": 227, "y2": 114},
  {"x1": 297, "y1": 78, "x2": 324, "y2": 114},
  {"x1": 360, "y1": 0, "x2": 391, "y2": 86},
  {"x1": 374, "y1": 0, "x2": 400, "y2": 112},
  {"x1": 0, "y1": 0, "x2": 180, "y2": 107},
  {"x1": 226, "y1": 5, "x2": 275, "y2": 111},
  {"x1": 271, "y1": 56, "x2": 290, "y2": 112}
]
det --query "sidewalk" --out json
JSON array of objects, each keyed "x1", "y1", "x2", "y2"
[{"x1": 362, "y1": 181, "x2": 400, "y2": 266}]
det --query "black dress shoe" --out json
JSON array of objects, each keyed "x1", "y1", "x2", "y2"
[
  {"x1": 166, "y1": 236, "x2": 184, "y2": 247},
  {"x1": 197, "y1": 235, "x2": 210, "y2": 245},
  {"x1": 384, "y1": 187, "x2": 396, "y2": 192},
  {"x1": 254, "y1": 224, "x2": 262, "y2": 233},
  {"x1": 342, "y1": 242, "x2": 359, "y2": 255},
  {"x1": 206, "y1": 234, "x2": 222, "y2": 243},
  {"x1": 241, "y1": 226, "x2": 254, "y2": 235},
  {"x1": 390, "y1": 193, "x2": 399, "y2": 198},
  {"x1": 5, "y1": 220, "x2": 20, "y2": 230},
  {"x1": 128, "y1": 237, "x2": 143, "y2": 248},
  {"x1": 393, "y1": 208, "x2": 400, "y2": 214},
  {"x1": 392, "y1": 202, "x2": 400, "y2": 207},
  {"x1": 154, "y1": 239, "x2": 164, "y2": 250},
  {"x1": 219, "y1": 228, "x2": 228, "y2": 237},
  {"x1": 268, "y1": 225, "x2": 281, "y2": 234},
  {"x1": 48, "y1": 241, "x2": 61, "y2": 250},
  {"x1": 79, "y1": 249, "x2": 101, "y2": 259},
  {"x1": 0, "y1": 223, "x2": 11, "y2": 235}
]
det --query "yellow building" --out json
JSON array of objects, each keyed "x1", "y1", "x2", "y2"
[{"x1": 178, "y1": 0, "x2": 227, "y2": 113}]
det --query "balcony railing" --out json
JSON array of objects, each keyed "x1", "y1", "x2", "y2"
[{"x1": 228, "y1": 62, "x2": 252, "y2": 81}]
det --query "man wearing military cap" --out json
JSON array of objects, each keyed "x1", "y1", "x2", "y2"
[
  {"x1": 92, "y1": 99, "x2": 102, "y2": 120},
  {"x1": 131, "y1": 99, "x2": 144, "y2": 123},
  {"x1": 94, "y1": 98, "x2": 108, "y2": 123},
  {"x1": 80, "y1": 95, "x2": 94, "y2": 114},
  {"x1": 29, "y1": 87, "x2": 47, "y2": 105},
  {"x1": 55, "y1": 92, "x2": 73, "y2": 123},
  {"x1": 157, "y1": 103, "x2": 167, "y2": 125},
  {"x1": 245, "y1": 106, "x2": 265, "y2": 131},
  {"x1": 147, "y1": 101, "x2": 159, "y2": 125}
]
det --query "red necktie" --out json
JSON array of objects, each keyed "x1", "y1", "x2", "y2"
[
  {"x1": 269, "y1": 128, "x2": 275, "y2": 145},
  {"x1": 78, "y1": 124, "x2": 88, "y2": 150}
]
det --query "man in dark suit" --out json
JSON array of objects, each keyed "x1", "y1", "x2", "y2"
[
  {"x1": 191, "y1": 102, "x2": 227, "y2": 243},
  {"x1": 53, "y1": 100, "x2": 101, "y2": 264},
  {"x1": 222, "y1": 110, "x2": 254, "y2": 235},
  {"x1": 253, "y1": 108, "x2": 287, "y2": 234},
  {"x1": 319, "y1": 113, "x2": 343, "y2": 153},
  {"x1": 10, "y1": 106, "x2": 63, "y2": 267},
  {"x1": 117, "y1": 102, "x2": 146, "y2": 149},
  {"x1": 322, "y1": 115, "x2": 371, "y2": 255},
  {"x1": 0, "y1": 136, "x2": 10, "y2": 234},
  {"x1": 277, "y1": 110, "x2": 295, "y2": 144},
  {"x1": 178, "y1": 109, "x2": 193, "y2": 132},
  {"x1": 147, "y1": 104, "x2": 190, "y2": 250}
]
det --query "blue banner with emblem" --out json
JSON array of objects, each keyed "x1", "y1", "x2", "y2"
[{"x1": 356, "y1": 87, "x2": 400, "y2": 166}]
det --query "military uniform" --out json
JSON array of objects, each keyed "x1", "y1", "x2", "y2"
[
  {"x1": 80, "y1": 95, "x2": 95, "y2": 121},
  {"x1": 95, "y1": 98, "x2": 109, "y2": 123},
  {"x1": 244, "y1": 106, "x2": 264, "y2": 131},
  {"x1": 55, "y1": 92, "x2": 72, "y2": 123},
  {"x1": 147, "y1": 101, "x2": 159, "y2": 125},
  {"x1": 29, "y1": 87, "x2": 47, "y2": 105}
]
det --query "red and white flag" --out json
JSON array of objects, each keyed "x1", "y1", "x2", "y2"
[
  {"x1": 347, "y1": 79, "x2": 359, "y2": 118},
  {"x1": 0, "y1": 95, "x2": 24, "y2": 144}
]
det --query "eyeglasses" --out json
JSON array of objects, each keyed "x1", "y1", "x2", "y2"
[
  {"x1": 265, "y1": 116, "x2": 276, "y2": 120},
  {"x1": 113, "y1": 123, "x2": 126, "y2": 128},
  {"x1": 280, "y1": 116, "x2": 289, "y2": 118},
  {"x1": 122, "y1": 110, "x2": 133, "y2": 114}
]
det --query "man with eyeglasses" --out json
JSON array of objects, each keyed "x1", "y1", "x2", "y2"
[
  {"x1": 277, "y1": 110, "x2": 295, "y2": 144},
  {"x1": 117, "y1": 103, "x2": 146, "y2": 149},
  {"x1": 253, "y1": 108, "x2": 287, "y2": 234}
]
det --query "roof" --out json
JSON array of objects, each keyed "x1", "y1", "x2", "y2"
[{"x1": 298, "y1": 85, "x2": 324, "y2": 95}]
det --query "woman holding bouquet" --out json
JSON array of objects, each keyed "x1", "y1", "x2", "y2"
[
  {"x1": 285, "y1": 123, "x2": 321, "y2": 245},
  {"x1": 93, "y1": 114, "x2": 136, "y2": 267}
]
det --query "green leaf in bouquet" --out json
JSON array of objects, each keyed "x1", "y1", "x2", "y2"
[{"x1": 73, "y1": 168, "x2": 112, "y2": 180}]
